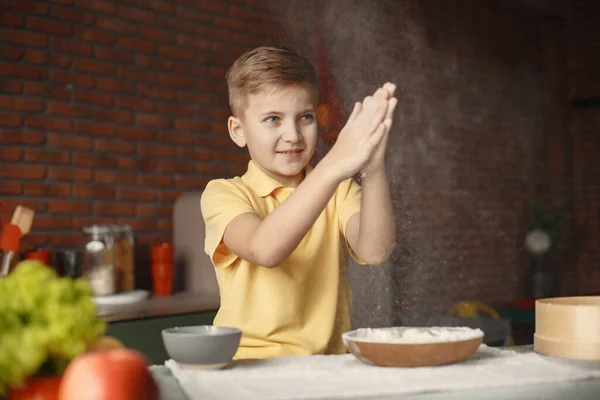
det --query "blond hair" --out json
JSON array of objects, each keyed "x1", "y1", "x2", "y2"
[{"x1": 226, "y1": 45, "x2": 319, "y2": 117}]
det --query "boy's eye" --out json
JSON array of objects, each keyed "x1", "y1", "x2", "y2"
[
  {"x1": 265, "y1": 116, "x2": 280, "y2": 123},
  {"x1": 301, "y1": 113, "x2": 315, "y2": 121}
]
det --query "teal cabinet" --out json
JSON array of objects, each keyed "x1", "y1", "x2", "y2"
[{"x1": 106, "y1": 310, "x2": 217, "y2": 365}]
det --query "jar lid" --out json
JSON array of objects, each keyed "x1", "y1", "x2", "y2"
[
  {"x1": 82, "y1": 225, "x2": 111, "y2": 235},
  {"x1": 110, "y1": 224, "x2": 133, "y2": 233}
]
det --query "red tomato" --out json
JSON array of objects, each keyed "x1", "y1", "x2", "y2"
[
  {"x1": 8, "y1": 376, "x2": 62, "y2": 400},
  {"x1": 58, "y1": 349, "x2": 159, "y2": 400}
]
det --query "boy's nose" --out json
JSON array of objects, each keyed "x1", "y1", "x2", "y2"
[{"x1": 281, "y1": 124, "x2": 302, "y2": 142}]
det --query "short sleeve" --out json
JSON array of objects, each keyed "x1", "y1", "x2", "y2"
[
  {"x1": 337, "y1": 178, "x2": 367, "y2": 265},
  {"x1": 200, "y1": 179, "x2": 256, "y2": 269}
]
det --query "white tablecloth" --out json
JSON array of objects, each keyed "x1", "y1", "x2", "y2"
[{"x1": 165, "y1": 345, "x2": 600, "y2": 400}]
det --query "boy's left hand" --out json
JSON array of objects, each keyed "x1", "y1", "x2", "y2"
[{"x1": 359, "y1": 83, "x2": 398, "y2": 175}]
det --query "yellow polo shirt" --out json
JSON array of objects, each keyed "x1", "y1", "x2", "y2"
[{"x1": 200, "y1": 160, "x2": 364, "y2": 359}]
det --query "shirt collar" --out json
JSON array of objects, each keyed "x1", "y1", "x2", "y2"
[{"x1": 242, "y1": 160, "x2": 313, "y2": 197}]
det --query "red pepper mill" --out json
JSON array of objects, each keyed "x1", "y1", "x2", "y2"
[{"x1": 151, "y1": 243, "x2": 174, "y2": 296}]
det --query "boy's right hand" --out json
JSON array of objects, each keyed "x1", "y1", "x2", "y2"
[{"x1": 321, "y1": 84, "x2": 392, "y2": 181}]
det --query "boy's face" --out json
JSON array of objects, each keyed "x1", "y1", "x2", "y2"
[{"x1": 229, "y1": 84, "x2": 318, "y2": 187}]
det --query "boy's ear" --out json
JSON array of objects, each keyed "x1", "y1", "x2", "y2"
[{"x1": 228, "y1": 116, "x2": 246, "y2": 148}]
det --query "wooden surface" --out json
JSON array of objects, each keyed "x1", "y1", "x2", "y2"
[{"x1": 96, "y1": 291, "x2": 220, "y2": 322}]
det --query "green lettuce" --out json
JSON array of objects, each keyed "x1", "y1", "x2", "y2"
[{"x1": 0, "y1": 260, "x2": 106, "y2": 394}]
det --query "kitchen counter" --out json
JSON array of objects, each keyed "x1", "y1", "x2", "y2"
[
  {"x1": 150, "y1": 346, "x2": 600, "y2": 400},
  {"x1": 96, "y1": 292, "x2": 220, "y2": 322}
]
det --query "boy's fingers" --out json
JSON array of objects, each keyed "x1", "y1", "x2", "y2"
[
  {"x1": 348, "y1": 102, "x2": 362, "y2": 122},
  {"x1": 386, "y1": 97, "x2": 398, "y2": 121},
  {"x1": 382, "y1": 82, "x2": 396, "y2": 97}
]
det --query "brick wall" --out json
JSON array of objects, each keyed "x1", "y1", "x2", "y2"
[
  {"x1": 0, "y1": 0, "x2": 281, "y2": 252},
  {"x1": 566, "y1": 0, "x2": 600, "y2": 294}
]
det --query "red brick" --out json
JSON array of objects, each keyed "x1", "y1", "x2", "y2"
[
  {"x1": 175, "y1": 119, "x2": 211, "y2": 131},
  {"x1": 116, "y1": 157, "x2": 157, "y2": 171},
  {"x1": 176, "y1": 176, "x2": 210, "y2": 189},
  {"x1": 47, "y1": 166, "x2": 92, "y2": 181},
  {"x1": 136, "y1": 54, "x2": 172, "y2": 71},
  {"x1": 0, "y1": 12, "x2": 24, "y2": 27},
  {"x1": 0, "y1": 147, "x2": 23, "y2": 162},
  {"x1": 136, "y1": 204, "x2": 172, "y2": 218},
  {"x1": 118, "y1": 36, "x2": 155, "y2": 54},
  {"x1": 95, "y1": 77, "x2": 136, "y2": 93},
  {"x1": 137, "y1": 143, "x2": 175, "y2": 158},
  {"x1": 23, "y1": 182, "x2": 70, "y2": 197},
  {"x1": 136, "y1": 113, "x2": 173, "y2": 129},
  {"x1": 74, "y1": 0, "x2": 115, "y2": 15},
  {"x1": 196, "y1": 1, "x2": 227, "y2": 13},
  {"x1": 116, "y1": 188, "x2": 156, "y2": 202},
  {"x1": 26, "y1": 16, "x2": 72, "y2": 36},
  {"x1": 72, "y1": 152, "x2": 118, "y2": 168},
  {"x1": 157, "y1": 73, "x2": 193, "y2": 88},
  {"x1": 94, "y1": 109, "x2": 133, "y2": 124},
  {"x1": 147, "y1": 0, "x2": 174, "y2": 13},
  {"x1": 138, "y1": 84, "x2": 175, "y2": 100},
  {"x1": 118, "y1": 66, "x2": 156, "y2": 83},
  {"x1": 135, "y1": 233, "x2": 170, "y2": 246},
  {"x1": 117, "y1": 219, "x2": 159, "y2": 232},
  {"x1": 176, "y1": 91, "x2": 211, "y2": 104},
  {"x1": 175, "y1": 5, "x2": 211, "y2": 23},
  {"x1": 73, "y1": 184, "x2": 115, "y2": 200},
  {"x1": 49, "y1": 200, "x2": 92, "y2": 215},
  {"x1": 73, "y1": 57, "x2": 115, "y2": 74},
  {"x1": 0, "y1": 44, "x2": 23, "y2": 61},
  {"x1": 48, "y1": 102, "x2": 91, "y2": 118},
  {"x1": 0, "y1": 164, "x2": 46, "y2": 179},
  {"x1": 95, "y1": 46, "x2": 134, "y2": 63},
  {"x1": 0, "y1": 27, "x2": 47, "y2": 47},
  {"x1": 158, "y1": 15, "x2": 197, "y2": 34},
  {"x1": 176, "y1": 33, "x2": 211, "y2": 50},
  {"x1": 199, "y1": 136, "x2": 231, "y2": 148},
  {"x1": 196, "y1": 164, "x2": 228, "y2": 175},
  {"x1": 95, "y1": 138, "x2": 136, "y2": 155},
  {"x1": 24, "y1": 82, "x2": 70, "y2": 100},
  {"x1": 24, "y1": 148, "x2": 70, "y2": 164},
  {"x1": 2, "y1": 198, "x2": 47, "y2": 214},
  {"x1": 72, "y1": 90, "x2": 114, "y2": 107},
  {"x1": 50, "y1": 5, "x2": 94, "y2": 23},
  {"x1": 157, "y1": 132, "x2": 197, "y2": 145},
  {"x1": 0, "y1": 181, "x2": 22, "y2": 195},
  {"x1": 96, "y1": 16, "x2": 136, "y2": 33},
  {"x1": 50, "y1": 37, "x2": 92, "y2": 56},
  {"x1": 0, "y1": 96, "x2": 45, "y2": 112},
  {"x1": 33, "y1": 216, "x2": 72, "y2": 231},
  {"x1": 26, "y1": 233, "x2": 49, "y2": 248},
  {"x1": 48, "y1": 233, "x2": 83, "y2": 248},
  {"x1": 137, "y1": 25, "x2": 174, "y2": 42},
  {"x1": 26, "y1": 116, "x2": 71, "y2": 132},
  {"x1": 157, "y1": 102, "x2": 194, "y2": 117},
  {"x1": 74, "y1": 26, "x2": 116, "y2": 46},
  {"x1": 25, "y1": 49, "x2": 71, "y2": 67},
  {"x1": 158, "y1": 45, "x2": 197, "y2": 60},
  {"x1": 74, "y1": 121, "x2": 116, "y2": 137},
  {"x1": 0, "y1": 79, "x2": 21, "y2": 94},
  {"x1": 228, "y1": 5, "x2": 259, "y2": 20},
  {"x1": 49, "y1": 70, "x2": 94, "y2": 88},
  {"x1": 0, "y1": 114, "x2": 22, "y2": 127},
  {"x1": 213, "y1": 17, "x2": 245, "y2": 31},
  {"x1": 94, "y1": 170, "x2": 136, "y2": 185},
  {"x1": 0, "y1": 62, "x2": 46, "y2": 80},
  {"x1": 157, "y1": 160, "x2": 195, "y2": 174},
  {"x1": 117, "y1": 5, "x2": 157, "y2": 23},
  {"x1": 95, "y1": 203, "x2": 135, "y2": 217},
  {"x1": 178, "y1": 148, "x2": 212, "y2": 160},
  {"x1": 4, "y1": 1, "x2": 49, "y2": 14},
  {"x1": 116, "y1": 96, "x2": 155, "y2": 112},
  {"x1": 213, "y1": 151, "x2": 249, "y2": 163},
  {"x1": 137, "y1": 174, "x2": 173, "y2": 187},
  {"x1": 73, "y1": 217, "x2": 116, "y2": 230},
  {"x1": 117, "y1": 126, "x2": 155, "y2": 141},
  {"x1": 0, "y1": 129, "x2": 45, "y2": 144},
  {"x1": 158, "y1": 190, "x2": 183, "y2": 203},
  {"x1": 47, "y1": 133, "x2": 93, "y2": 151}
]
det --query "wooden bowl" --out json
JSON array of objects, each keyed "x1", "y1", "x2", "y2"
[
  {"x1": 342, "y1": 327, "x2": 484, "y2": 368},
  {"x1": 534, "y1": 296, "x2": 600, "y2": 361}
]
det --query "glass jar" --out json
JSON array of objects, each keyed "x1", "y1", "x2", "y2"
[
  {"x1": 81, "y1": 225, "x2": 116, "y2": 296},
  {"x1": 111, "y1": 224, "x2": 135, "y2": 292}
]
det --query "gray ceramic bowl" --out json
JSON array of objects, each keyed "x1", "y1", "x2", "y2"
[{"x1": 162, "y1": 325, "x2": 242, "y2": 369}]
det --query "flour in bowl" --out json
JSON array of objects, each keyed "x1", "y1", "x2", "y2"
[{"x1": 346, "y1": 327, "x2": 484, "y2": 344}]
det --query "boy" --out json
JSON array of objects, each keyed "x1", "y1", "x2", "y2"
[{"x1": 201, "y1": 45, "x2": 397, "y2": 359}]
